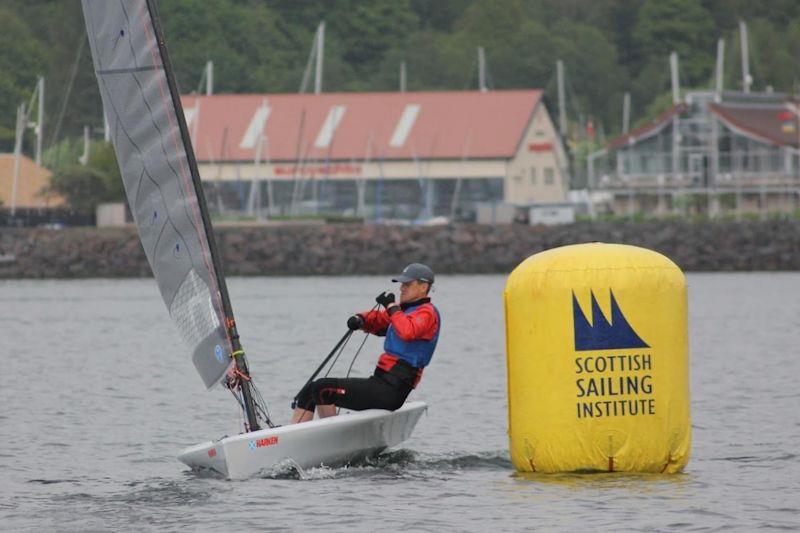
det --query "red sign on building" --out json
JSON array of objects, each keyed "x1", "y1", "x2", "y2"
[{"x1": 528, "y1": 142, "x2": 553, "y2": 153}]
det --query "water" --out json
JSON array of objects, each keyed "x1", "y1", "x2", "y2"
[{"x1": 1, "y1": 274, "x2": 798, "y2": 532}]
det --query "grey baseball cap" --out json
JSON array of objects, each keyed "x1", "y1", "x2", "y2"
[{"x1": 392, "y1": 263, "x2": 435, "y2": 284}]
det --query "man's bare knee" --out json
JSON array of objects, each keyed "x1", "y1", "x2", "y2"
[{"x1": 317, "y1": 404, "x2": 337, "y2": 418}]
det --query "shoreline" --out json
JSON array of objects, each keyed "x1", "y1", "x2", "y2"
[{"x1": 1, "y1": 220, "x2": 798, "y2": 278}]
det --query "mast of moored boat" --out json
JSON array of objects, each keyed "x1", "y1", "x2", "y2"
[{"x1": 146, "y1": 0, "x2": 260, "y2": 432}]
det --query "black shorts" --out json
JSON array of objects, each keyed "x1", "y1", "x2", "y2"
[{"x1": 296, "y1": 375, "x2": 411, "y2": 412}]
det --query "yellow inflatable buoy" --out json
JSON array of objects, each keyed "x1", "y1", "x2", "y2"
[{"x1": 504, "y1": 243, "x2": 690, "y2": 473}]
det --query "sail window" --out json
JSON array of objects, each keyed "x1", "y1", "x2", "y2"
[
  {"x1": 389, "y1": 104, "x2": 420, "y2": 147},
  {"x1": 240, "y1": 102, "x2": 271, "y2": 149},
  {"x1": 314, "y1": 105, "x2": 346, "y2": 148},
  {"x1": 170, "y1": 269, "x2": 220, "y2": 351}
]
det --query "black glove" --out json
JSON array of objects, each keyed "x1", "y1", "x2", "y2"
[
  {"x1": 375, "y1": 291, "x2": 396, "y2": 307},
  {"x1": 347, "y1": 314, "x2": 364, "y2": 330}
]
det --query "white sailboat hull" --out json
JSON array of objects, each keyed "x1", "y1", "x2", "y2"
[{"x1": 178, "y1": 401, "x2": 427, "y2": 479}]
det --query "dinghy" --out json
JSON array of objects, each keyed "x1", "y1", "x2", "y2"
[
  {"x1": 178, "y1": 402, "x2": 426, "y2": 479},
  {"x1": 81, "y1": 0, "x2": 426, "y2": 479}
]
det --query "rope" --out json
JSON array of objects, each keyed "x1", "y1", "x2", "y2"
[
  {"x1": 226, "y1": 361, "x2": 276, "y2": 429},
  {"x1": 49, "y1": 35, "x2": 85, "y2": 155},
  {"x1": 345, "y1": 332, "x2": 371, "y2": 379},
  {"x1": 293, "y1": 302, "x2": 381, "y2": 414},
  {"x1": 249, "y1": 378, "x2": 276, "y2": 428},
  {"x1": 323, "y1": 332, "x2": 353, "y2": 378}
]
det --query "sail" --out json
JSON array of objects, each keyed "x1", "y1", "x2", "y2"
[{"x1": 81, "y1": 0, "x2": 231, "y2": 388}]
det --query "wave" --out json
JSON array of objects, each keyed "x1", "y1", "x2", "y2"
[{"x1": 256, "y1": 449, "x2": 512, "y2": 481}]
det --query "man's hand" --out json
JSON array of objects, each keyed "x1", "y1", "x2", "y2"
[
  {"x1": 375, "y1": 291, "x2": 396, "y2": 307},
  {"x1": 347, "y1": 314, "x2": 364, "y2": 330}
]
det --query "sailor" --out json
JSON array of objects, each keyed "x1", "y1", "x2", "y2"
[{"x1": 291, "y1": 263, "x2": 440, "y2": 423}]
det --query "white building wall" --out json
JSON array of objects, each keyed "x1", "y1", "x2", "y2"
[
  {"x1": 198, "y1": 159, "x2": 507, "y2": 182},
  {"x1": 504, "y1": 104, "x2": 569, "y2": 205}
]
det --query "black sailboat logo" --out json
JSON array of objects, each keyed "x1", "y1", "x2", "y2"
[{"x1": 572, "y1": 290, "x2": 649, "y2": 351}]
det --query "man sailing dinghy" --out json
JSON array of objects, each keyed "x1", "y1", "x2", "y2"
[{"x1": 80, "y1": 0, "x2": 426, "y2": 479}]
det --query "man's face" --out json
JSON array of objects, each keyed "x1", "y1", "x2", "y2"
[{"x1": 399, "y1": 280, "x2": 429, "y2": 303}]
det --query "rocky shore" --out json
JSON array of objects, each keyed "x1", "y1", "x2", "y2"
[{"x1": 1, "y1": 220, "x2": 798, "y2": 279}]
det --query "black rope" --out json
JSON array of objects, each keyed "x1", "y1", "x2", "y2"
[
  {"x1": 291, "y1": 329, "x2": 354, "y2": 409},
  {"x1": 345, "y1": 332, "x2": 371, "y2": 379},
  {"x1": 342, "y1": 302, "x2": 380, "y2": 379},
  {"x1": 323, "y1": 331, "x2": 354, "y2": 378},
  {"x1": 226, "y1": 370, "x2": 275, "y2": 429},
  {"x1": 244, "y1": 375, "x2": 274, "y2": 428}
]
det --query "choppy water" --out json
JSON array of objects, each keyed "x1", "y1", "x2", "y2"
[{"x1": 1, "y1": 274, "x2": 799, "y2": 531}]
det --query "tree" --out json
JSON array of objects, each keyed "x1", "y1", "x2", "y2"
[
  {"x1": 0, "y1": 7, "x2": 47, "y2": 150},
  {"x1": 3, "y1": 0, "x2": 799, "y2": 169},
  {"x1": 410, "y1": 0, "x2": 471, "y2": 32},
  {"x1": 550, "y1": 19, "x2": 625, "y2": 132},
  {"x1": 632, "y1": 0, "x2": 715, "y2": 87},
  {"x1": 268, "y1": 0, "x2": 420, "y2": 91},
  {"x1": 48, "y1": 142, "x2": 123, "y2": 214},
  {"x1": 49, "y1": 166, "x2": 111, "y2": 214},
  {"x1": 159, "y1": 0, "x2": 301, "y2": 94}
]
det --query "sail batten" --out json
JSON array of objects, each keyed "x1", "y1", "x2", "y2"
[{"x1": 82, "y1": 0, "x2": 232, "y2": 388}]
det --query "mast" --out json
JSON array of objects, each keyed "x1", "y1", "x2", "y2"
[
  {"x1": 314, "y1": 21, "x2": 325, "y2": 95},
  {"x1": 739, "y1": 21, "x2": 751, "y2": 93},
  {"x1": 556, "y1": 60, "x2": 567, "y2": 136},
  {"x1": 622, "y1": 92, "x2": 631, "y2": 135},
  {"x1": 715, "y1": 39, "x2": 725, "y2": 100},
  {"x1": 79, "y1": 125, "x2": 90, "y2": 165},
  {"x1": 146, "y1": 0, "x2": 260, "y2": 432},
  {"x1": 206, "y1": 60, "x2": 214, "y2": 96},
  {"x1": 478, "y1": 47, "x2": 487, "y2": 92},
  {"x1": 11, "y1": 103, "x2": 26, "y2": 218},
  {"x1": 35, "y1": 76, "x2": 44, "y2": 166},
  {"x1": 670, "y1": 51, "x2": 680, "y2": 104}
]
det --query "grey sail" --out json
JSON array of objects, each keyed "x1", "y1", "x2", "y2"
[{"x1": 81, "y1": 0, "x2": 231, "y2": 388}]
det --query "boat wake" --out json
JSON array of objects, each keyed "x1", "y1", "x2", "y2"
[{"x1": 256, "y1": 449, "x2": 512, "y2": 480}]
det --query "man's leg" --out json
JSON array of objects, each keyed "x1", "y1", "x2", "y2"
[
  {"x1": 322, "y1": 376, "x2": 410, "y2": 411},
  {"x1": 316, "y1": 404, "x2": 337, "y2": 418},
  {"x1": 291, "y1": 382, "x2": 316, "y2": 424},
  {"x1": 291, "y1": 408, "x2": 314, "y2": 424},
  {"x1": 290, "y1": 378, "x2": 342, "y2": 423}
]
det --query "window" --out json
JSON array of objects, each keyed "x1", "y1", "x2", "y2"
[
  {"x1": 544, "y1": 167, "x2": 555, "y2": 185},
  {"x1": 529, "y1": 167, "x2": 537, "y2": 184}
]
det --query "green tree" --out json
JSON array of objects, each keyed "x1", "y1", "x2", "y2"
[
  {"x1": 4, "y1": 0, "x2": 800, "y2": 166},
  {"x1": 87, "y1": 141, "x2": 124, "y2": 201},
  {"x1": 0, "y1": 7, "x2": 47, "y2": 150},
  {"x1": 632, "y1": 0, "x2": 715, "y2": 87},
  {"x1": 269, "y1": 0, "x2": 420, "y2": 91},
  {"x1": 3, "y1": 0, "x2": 101, "y2": 146},
  {"x1": 410, "y1": 0, "x2": 471, "y2": 31},
  {"x1": 701, "y1": 0, "x2": 800, "y2": 33},
  {"x1": 158, "y1": 0, "x2": 297, "y2": 93},
  {"x1": 48, "y1": 141, "x2": 123, "y2": 214},
  {"x1": 49, "y1": 166, "x2": 111, "y2": 213},
  {"x1": 550, "y1": 19, "x2": 625, "y2": 132}
]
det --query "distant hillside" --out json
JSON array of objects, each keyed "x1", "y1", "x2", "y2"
[{"x1": 1, "y1": 0, "x2": 799, "y2": 157}]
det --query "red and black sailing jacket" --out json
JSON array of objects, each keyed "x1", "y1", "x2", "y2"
[{"x1": 360, "y1": 297, "x2": 440, "y2": 389}]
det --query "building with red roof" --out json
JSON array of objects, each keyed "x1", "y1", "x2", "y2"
[
  {"x1": 0, "y1": 153, "x2": 64, "y2": 210},
  {"x1": 180, "y1": 89, "x2": 568, "y2": 220},
  {"x1": 590, "y1": 91, "x2": 800, "y2": 217}
]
